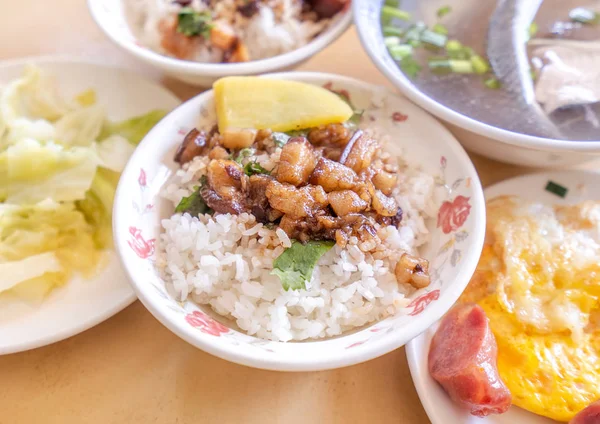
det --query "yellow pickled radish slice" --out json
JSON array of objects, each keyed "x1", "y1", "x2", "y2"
[{"x1": 213, "y1": 77, "x2": 354, "y2": 133}]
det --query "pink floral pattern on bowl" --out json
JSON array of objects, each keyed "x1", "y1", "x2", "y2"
[{"x1": 114, "y1": 73, "x2": 486, "y2": 371}]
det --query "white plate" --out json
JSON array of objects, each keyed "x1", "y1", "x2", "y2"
[
  {"x1": 406, "y1": 170, "x2": 600, "y2": 424},
  {"x1": 0, "y1": 57, "x2": 181, "y2": 354}
]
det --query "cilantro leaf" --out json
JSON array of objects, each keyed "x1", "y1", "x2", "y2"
[
  {"x1": 234, "y1": 147, "x2": 255, "y2": 164},
  {"x1": 271, "y1": 240, "x2": 335, "y2": 291},
  {"x1": 243, "y1": 161, "x2": 270, "y2": 176},
  {"x1": 175, "y1": 176, "x2": 212, "y2": 216},
  {"x1": 177, "y1": 7, "x2": 213, "y2": 38}
]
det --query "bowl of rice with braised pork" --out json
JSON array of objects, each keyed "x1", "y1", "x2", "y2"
[
  {"x1": 113, "y1": 73, "x2": 485, "y2": 371},
  {"x1": 88, "y1": 0, "x2": 352, "y2": 85}
]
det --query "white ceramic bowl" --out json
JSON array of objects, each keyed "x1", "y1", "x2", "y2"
[
  {"x1": 87, "y1": 0, "x2": 352, "y2": 86},
  {"x1": 113, "y1": 72, "x2": 486, "y2": 371},
  {"x1": 353, "y1": 0, "x2": 600, "y2": 168}
]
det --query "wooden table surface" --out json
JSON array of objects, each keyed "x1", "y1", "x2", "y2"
[{"x1": 1, "y1": 1, "x2": 597, "y2": 423}]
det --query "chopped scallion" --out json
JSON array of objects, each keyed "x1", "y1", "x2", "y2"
[
  {"x1": 470, "y1": 55, "x2": 489, "y2": 74},
  {"x1": 381, "y1": 6, "x2": 412, "y2": 22},
  {"x1": 484, "y1": 77, "x2": 501, "y2": 89},
  {"x1": 429, "y1": 59, "x2": 474, "y2": 73},
  {"x1": 545, "y1": 181, "x2": 568, "y2": 198},
  {"x1": 400, "y1": 55, "x2": 422, "y2": 78},
  {"x1": 384, "y1": 0, "x2": 401, "y2": 6},
  {"x1": 389, "y1": 44, "x2": 413, "y2": 60},
  {"x1": 569, "y1": 7, "x2": 599, "y2": 24},
  {"x1": 382, "y1": 26, "x2": 403, "y2": 37},
  {"x1": 420, "y1": 29, "x2": 448, "y2": 48},
  {"x1": 404, "y1": 22, "x2": 426, "y2": 41},
  {"x1": 384, "y1": 36, "x2": 401, "y2": 48},
  {"x1": 436, "y1": 5, "x2": 452, "y2": 18},
  {"x1": 445, "y1": 39, "x2": 462, "y2": 52},
  {"x1": 432, "y1": 23, "x2": 448, "y2": 35}
]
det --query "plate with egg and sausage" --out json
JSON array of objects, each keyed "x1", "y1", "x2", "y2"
[{"x1": 407, "y1": 170, "x2": 600, "y2": 424}]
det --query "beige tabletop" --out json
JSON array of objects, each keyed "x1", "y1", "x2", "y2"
[{"x1": 1, "y1": 1, "x2": 597, "y2": 423}]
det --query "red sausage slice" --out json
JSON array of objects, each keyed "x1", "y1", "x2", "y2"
[
  {"x1": 428, "y1": 303, "x2": 511, "y2": 417},
  {"x1": 571, "y1": 400, "x2": 600, "y2": 424}
]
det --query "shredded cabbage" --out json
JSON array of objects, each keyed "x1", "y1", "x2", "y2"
[
  {"x1": 0, "y1": 139, "x2": 99, "y2": 204},
  {"x1": 0, "y1": 201, "x2": 104, "y2": 299},
  {"x1": 0, "y1": 65, "x2": 167, "y2": 300},
  {"x1": 55, "y1": 104, "x2": 105, "y2": 146}
]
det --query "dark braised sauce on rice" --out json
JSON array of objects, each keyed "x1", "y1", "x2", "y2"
[{"x1": 175, "y1": 123, "x2": 431, "y2": 289}]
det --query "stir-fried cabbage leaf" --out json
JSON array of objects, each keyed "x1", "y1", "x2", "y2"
[
  {"x1": 0, "y1": 252, "x2": 62, "y2": 293},
  {"x1": 0, "y1": 66, "x2": 170, "y2": 300},
  {"x1": 76, "y1": 168, "x2": 120, "y2": 249},
  {"x1": 99, "y1": 109, "x2": 167, "y2": 145},
  {"x1": 0, "y1": 201, "x2": 104, "y2": 299},
  {"x1": 0, "y1": 139, "x2": 99, "y2": 204},
  {"x1": 94, "y1": 134, "x2": 135, "y2": 172},
  {"x1": 55, "y1": 104, "x2": 105, "y2": 146},
  {"x1": 0, "y1": 65, "x2": 73, "y2": 125}
]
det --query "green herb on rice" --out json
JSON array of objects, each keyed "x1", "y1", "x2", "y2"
[
  {"x1": 233, "y1": 147, "x2": 256, "y2": 164},
  {"x1": 243, "y1": 161, "x2": 270, "y2": 177},
  {"x1": 175, "y1": 175, "x2": 213, "y2": 216},
  {"x1": 271, "y1": 240, "x2": 335, "y2": 291},
  {"x1": 177, "y1": 8, "x2": 213, "y2": 38}
]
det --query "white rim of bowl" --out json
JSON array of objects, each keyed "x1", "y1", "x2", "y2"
[
  {"x1": 113, "y1": 72, "x2": 486, "y2": 371},
  {"x1": 352, "y1": 0, "x2": 600, "y2": 152},
  {"x1": 87, "y1": 0, "x2": 353, "y2": 77}
]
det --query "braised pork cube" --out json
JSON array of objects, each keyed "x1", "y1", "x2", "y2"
[
  {"x1": 200, "y1": 159, "x2": 248, "y2": 214},
  {"x1": 395, "y1": 253, "x2": 430, "y2": 289},
  {"x1": 309, "y1": 157, "x2": 357, "y2": 192},
  {"x1": 246, "y1": 175, "x2": 282, "y2": 223},
  {"x1": 371, "y1": 189, "x2": 399, "y2": 217},
  {"x1": 341, "y1": 132, "x2": 378, "y2": 173},
  {"x1": 266, "y1": 181, "x2": 328, "y2": 218},
  {"x1": 220, "y1": 128, "x2": 257, "y2": 150},
  {"x1": 308, "y1": 123, "x2": 351, "y2": 147},
  {"x1": 328, "y1": 190, "x2": 368, "y2": 216},
  {"x1": 207, "y1": 146, "x2": 229, "y2": 160},
  {"x1": 174, "y1": 128, "x2": 210, "y2": 164},
  {"x1": 159, "y1": 18, "x2": 198, "y2": 60},
  {"x1": 372, "y1": 170, "x2": 398, "y2": 196},
  {"x1": 276, "y1": 137, "x2": 317, "y2": 186},
  {"x1": 209, "y1": 21, "x2": 237, "y2": 51}
]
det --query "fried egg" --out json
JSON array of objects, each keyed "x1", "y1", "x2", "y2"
[{"x1": 460, "y1": 196, "x2": 600, "y2": 422}]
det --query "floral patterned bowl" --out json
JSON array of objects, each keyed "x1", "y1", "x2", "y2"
[{"x1": 113, "y1": 73, "x2": 486, "y2": 371}]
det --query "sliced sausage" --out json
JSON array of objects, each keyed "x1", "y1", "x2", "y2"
[{"x1": 428, "y1": 303, "x2": 511, "y2": 417}]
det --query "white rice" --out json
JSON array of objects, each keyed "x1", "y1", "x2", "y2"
[
  {"x1": 157, "y1": 139, "x2": 437, "y2": 342},
  {"x1": 124, "y1": 0, "x2": 331, "y2": 62}
]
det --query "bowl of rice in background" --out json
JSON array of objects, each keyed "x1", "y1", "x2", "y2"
[
  {"x1": 113, "y1": 72, "x2": 486, "y2": 371},
  {"x1": 88, "y1": 0, "x2": 352, "y2": 86}
]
